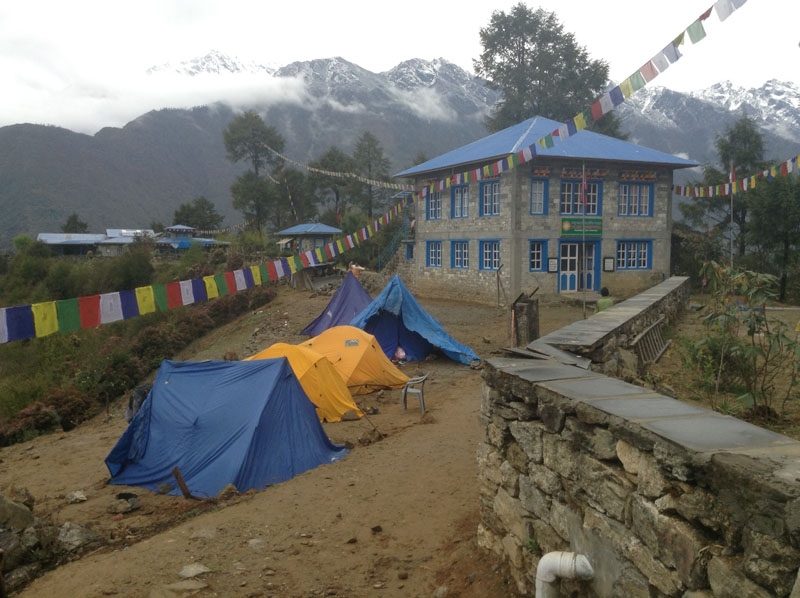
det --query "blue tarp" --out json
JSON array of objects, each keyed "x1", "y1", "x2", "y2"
[
  {"x1": 106, "y1": 359, "x2": 348, "y2": 497},
  {"x1": 350, "y1": 275, "x2": 481, "y2": 366},
  {"x1": 301, "y1": 272, "x2": 372, "y2": 336}
]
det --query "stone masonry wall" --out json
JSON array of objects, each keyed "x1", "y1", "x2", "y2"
[{"x1": 477, "y1": 283, "x2": 800, "y2": 596}]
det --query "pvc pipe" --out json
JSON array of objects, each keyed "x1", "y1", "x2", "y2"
[{"x1": 535, "y1": 551, "x2": 594, "y2": 598}]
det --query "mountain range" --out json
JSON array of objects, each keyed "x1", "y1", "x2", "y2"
[{"x1": 1, "y1": 51, "x2": 798, "y2": 249}]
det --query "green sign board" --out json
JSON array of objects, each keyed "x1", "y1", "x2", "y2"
[{"x1": 561, "y1": 217, "x2": 602, "y2": 238}]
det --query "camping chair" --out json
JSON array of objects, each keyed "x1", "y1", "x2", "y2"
[{"x1": 401, "y1": 373, "x2": 428, "y2": 413}]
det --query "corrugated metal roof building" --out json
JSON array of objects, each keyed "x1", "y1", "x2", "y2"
[{"x1": 391, "y1": 116, "x2": 699, "y2": 304}]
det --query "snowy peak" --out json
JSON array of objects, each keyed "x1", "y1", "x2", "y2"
[{"x1": 147, "y1": 50, "x2": 277, "y2": 76}]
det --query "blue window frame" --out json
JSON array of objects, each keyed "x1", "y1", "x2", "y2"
[
  {"x1": 479, "y1": 240, "x2": 500, "y2": 270},
  {"x1": 426, "y1": 191, "x2": 442, "y2": 220},
  {"x1": 616, "y1": 240, "x2": 652, "y2": 270},
  {"x1": 451, "y1": 184, "x2": 469, "y2": 218},
  {"x1": 451, "y1": 240, "x2": 469, "y2": 269},
  {"x1": 406, "y1": 243, "x2": 414, "y2": 260},
  {"x1": 426, "y1": 240, "x2": 442, "y2": 267},
  {"x1": 529, "y1": 178, "x2": 549, "y2": 215},
  {"x1": 479, "y1": 180, "x2": 500, "y2": 216},
  {"x1": 618, "y1": 182, "x2": 653, "y2": 216},
  {"x1": 559, "y1": 180, "x2": 602, "y2": 215},
  {"x1": 528, "y1": 240, "x2": 548, "y2": 271}
]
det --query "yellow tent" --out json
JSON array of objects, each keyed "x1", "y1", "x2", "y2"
[
  {"x1": 300, "y1": 326, "x2": 409, "y2": 395},
  {"x1": 246, "y1": 343, "x2": 363, "y2": 422}
]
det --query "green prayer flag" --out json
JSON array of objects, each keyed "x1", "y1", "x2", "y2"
[
  {"x1": 56, "y1": 298, "x2": 81, "y2": 333},
  {"x1": 214, "y1": 274, "x2": 229, "y2": 296},
  {"x1": 152, "y1": 284, "x2": 169, "y2": 312}
]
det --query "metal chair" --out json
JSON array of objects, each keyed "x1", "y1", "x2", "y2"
[{"x1": 401, "y1": 373, "x2": 428, "y2": 413}]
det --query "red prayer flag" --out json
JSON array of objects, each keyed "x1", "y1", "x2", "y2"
[
  {"x1": 78, "y1": 295, "x2": 101, "y2": 328},
  {"x1": 224, "y1": 271, "x2": 237, "y2": 293},
  {"x1": 165, "y1": 281, "x2": 183, "y2": 309}
]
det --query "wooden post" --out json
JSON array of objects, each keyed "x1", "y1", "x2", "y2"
[{"x1": 511, "y1": 292, "x2": 540, "y2": 347}]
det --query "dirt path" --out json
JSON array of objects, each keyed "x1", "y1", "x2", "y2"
[{"x1": 4, "y1": 278, "x2": 586, "y2": 597}]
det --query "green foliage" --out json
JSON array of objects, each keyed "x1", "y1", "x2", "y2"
[
  {"x1": 697, "y1": 261, "x2": 800, "y2": 417},
  {"x1": 474, "y1": 3, "x2": 617, "y2": 135},
  {"x1": 352, "y1": 132, "x2": 392, "y2": 219},
  {"x1": 172, "y1": 196, "x2": 224, "y2": 230},
  {"x1": 308, "y1": 146, "x2": 360, "y2": 219},
  {"x1": 60, "y1": 213, "x2": 89, "y2": 234},
  {"x1": 223, "y1": 110, "x2": 285, "y2": 177},
  {"x1": 231, "y1": 171, "x2": 276, "y2": 235}
]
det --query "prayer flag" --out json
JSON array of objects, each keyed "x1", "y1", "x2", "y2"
[
  {"x1": 599, "y1": 93, "x2": 614, "y2": 114},
  {"x1": 224, "y1": 271, "x2": 237, "y2": 293},
  {"x1": 135, "y1": 286, "x2": 156, "y2": 314},
  {"x1": 99, "y1": 292, "x2": 124, "y2": 324},
  {"x1": 662, "y1": 42, "x2": 682, "y2": 64},
  {"x1": 119, "y1": 289, "x2": 140, "y2": 319},
  {"x1": 609, "y1": 86, "x2": 624, "y2": 106},
  {"x1": 274, "y1": 259, "x2": 285, "y2": 279},
  {"x1": 31, "y1": 301, "x2": 59, "y2": 338},
  {"x1": 56, "y1": 298, "x2": 81, "y2": 333},
  {"x1": 714, "y1": 0, "x2": 735, "y2": 21},
  {"x1": 152, "y1": 284, "x2": 169, "y2": 312},
  {"x1": 215, "y1": 274, "x2": 229, "y2": 296},
  {"x1": 651, "y1": 52, "x2": 670, "y2": 73},
  {"x1": 165, "y1": 282, "x2": 182, "y2": 309},
  {"x1": 203, "y1": 276, "x2": 219, "y2": 299},
  {"x1": 0, "y1": 309, "x2": 6, "y2": 344},
  {"x1": 267, "y1": 261, "x2": 279, "y2": 281},
  {"x1": 4, "y1": 305, "x2": 35, "y2": 342},
  {"x1": 620, "y1": 78, "x2": 634, "y2": 99},
  {"x1": 79, "y1": 295, "x2": 101, "y2": 327},
  {"x1": 179, "y1": 280, "x2": 194, "y2": 305},
  {"x1": 191, "y1": 278, "x2": 207, "y2": 302},
  {"x1": 243, "y1": 267, "x2": 255, "y2": 287},
  {"x1": 249, "y1": 266, "x2": 262, "y2": 286},
  {"x1": 640, "y1": 61, "x2": 659, "y2": 82},
  {"x1": 686, "y1": 20, "x2": 707, "y2": 44},
  {"x1": 233, "y1": 269, "x2": 247, "y2": 291}
]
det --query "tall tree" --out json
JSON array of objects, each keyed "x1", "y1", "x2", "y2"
[
  {"x1": 308, "y1": 146, "x2": 359, "y2": 223},
  {"x1": 60, "y1": 213, "x2": 89, "y2": 234},
  {"x1": 275, "y1": 168, "x2": 316, "y2": 229},
  {"x1": 231, "y1": 172, "x2": 276, "y2": 234},
  {"x1": 746, "y1": 175, "x2": 800, "y2": 302},
  {"x1": 474, "y1": 3, "x2": 622, "y2": 137},
  {"x1": 352, "y1": 132, "x2": 391, "y2": 219},
  {"x1": 172, "y1": 196, "x2": 224, "y2": 230},
  {"x1": 223, "y1": 111, "x2": 285, "y2": 234},
  {"x1": 223, "y1": 111, "x2": 285, "y2": 177},
  {"x1": 680, "y1": 114, "x2": 767, "y2": 262}
]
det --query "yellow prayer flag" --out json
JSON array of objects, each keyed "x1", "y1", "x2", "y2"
[
  {"x1": 31, "y1": 301, "x2": 59, "y2": 337},
  {"x1": 287, "y1": 258, "x2": 297, "y2": 274},
  {"x1": 620, "y1": 78, "x2": 633, "y2": 99},
  {"x1": 203, "y1": 275, "x2": 219, "y2": 299},
  {"x1": 336, "y1": 239, "x2": 345, "y2": 253},
  {"x1": 574, "y1": 112, "x2": 586, "y2": 131},
  {"x1": 135, "y1": 286, "x2": 156, "y2": 315},
  {"x1": 250, "y1": 265, "x2": 262, "y2": 286}
]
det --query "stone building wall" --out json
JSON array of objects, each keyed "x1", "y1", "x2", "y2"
[{"x1": 477, "y1": 281, "x2": 800, "y2": 596}]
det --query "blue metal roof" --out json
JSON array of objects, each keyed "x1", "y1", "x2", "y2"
[
  {"x1": 277, "y1": 223, "x2": 342, "y2": 235},
  {"x1": 394, "y1": 116, "x2": 698, "y2": 177}
]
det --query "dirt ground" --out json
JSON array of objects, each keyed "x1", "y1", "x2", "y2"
[{"x1": 2, "y1": 275, "x2": 589, "y2": 598}]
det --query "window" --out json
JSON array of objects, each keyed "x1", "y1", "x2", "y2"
[
  {"x1": 559, "y1": 180, "x2": 600, "y2": 215},
  {"x1": 451, "y1": 240, "x2": 469, "y2": 269},
  {"x1": 529, "y1": 179, "x2": 549, "y2": 215},
  {"x1": 426, "y1": 240, "x2": 442, "y2": 267},
  {"x1": 618, "y1": 183, "x2": 653, "y2": 216},
  {"x1": 427, "y1": 191, "x2": 442, "y2": 220},
  {"x1": 479, "y1": 180, "x2": 500, "y2": 216},
  {"x1": 406, "y1": 243, "x2": 414, "y2": 260},
  {"x1": 616, "y1": 240, "x2": 652, "y2": 270},
  {"x1": 529, "y1": 240, "x2": 547, "y2": 271},
  {"x1": 451, "y1": 185, "x2": 469, "y2": 218},
  {"x1": 479, "y1": 240, "x2": 500, "y2": 270}
]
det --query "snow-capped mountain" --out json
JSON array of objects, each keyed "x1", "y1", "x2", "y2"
[
  {"x1": 0, "y1": 53, "x2": 798, "y2": 245},
  {"x1": 147, "y1": 49, "x2": 277, "y2": 76}
]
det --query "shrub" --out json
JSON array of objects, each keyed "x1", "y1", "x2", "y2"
[{"x1": 44, "y1": 387, "x2": 94, "y2": 431}]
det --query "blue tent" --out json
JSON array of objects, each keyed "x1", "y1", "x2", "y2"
[
  {"x1": 350, "y1": 275, "x2": 481, "y2": 366},
  {"x1": 106, "y1": 359, "x2": 348, "y2": 497},
  {"x1": 301, "y1": 271, "x2": 372, "y2": 336}
]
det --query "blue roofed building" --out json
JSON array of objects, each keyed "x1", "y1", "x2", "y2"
[
  {"x1": 276, "y1": 223, "x2": 342, "y2": 253},
  {"x1": 392, "y1": 116, "x2": 698, "y2": 303}
]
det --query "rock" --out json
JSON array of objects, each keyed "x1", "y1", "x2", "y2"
[
  {"x1": 66, "y1": 490, "x2": 87, "y2": 504},
  {"x1": 340, "y1": 409, "x2": 361, "y2": 421},
  {"x1": 0, "y1": 495, "x2": 34, "y2": 531},
  {"x1": 57, "y1": 522, "x2": 103, "y2": 553},
  {"x1": 107, "y1": 495, "x2": 140, "y2": 514},
  {"x1": 216, "y1": 484, "x2": 239, "y2": 500},
  {"x1": 10, "y1": 487, "x2": 35, "y2": 511},
  {"x1": 178, "y1": 562, "x2": 212, "y2": 578},
  {"x1": 432, "y1": 585, "x2": 449, "y2": 597},
  {"x1": 157, "y1": 483, "x2": 175, "y2": 495}
]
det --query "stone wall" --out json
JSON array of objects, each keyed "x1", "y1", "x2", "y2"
[{"x1": 477, "y1": 282, "x2": 800, "y2": 596}]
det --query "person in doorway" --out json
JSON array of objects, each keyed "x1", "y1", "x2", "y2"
[{"x1": 595, "y1": 287, "x2": 613, "y2": 313}]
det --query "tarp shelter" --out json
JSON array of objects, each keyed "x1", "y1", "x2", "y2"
[
  {"x1": 351, "y1": 275, "x2": 481, "y2": 366},
  {"x1": 245, "y1": 343, "x2": 363, "y2": 422},
  {"x1": 300, "y1": 326, "x2": 409, "y2": 395},
  {"x1": 301, "y1": 271, "x2": 372, "y2": 336},
  {"x1": 105, "y1": 359, "x2": 348, "y2": 497}
]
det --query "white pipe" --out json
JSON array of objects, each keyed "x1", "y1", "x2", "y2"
[{"x1": 535, "y1": 551, "x2": 594, "y2": 598}]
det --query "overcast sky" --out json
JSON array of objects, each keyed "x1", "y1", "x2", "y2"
[{"x1": 1, "y1": 0, "x2": 796, "y2": 135}]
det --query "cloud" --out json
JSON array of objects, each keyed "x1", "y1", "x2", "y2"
[{"x1": 390, "y1": 87, "x2": 458, "y2": 122}]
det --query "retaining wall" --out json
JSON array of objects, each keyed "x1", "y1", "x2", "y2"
[{"x1": 477, "y1": 277, "x2": 800, "y2": 596}]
